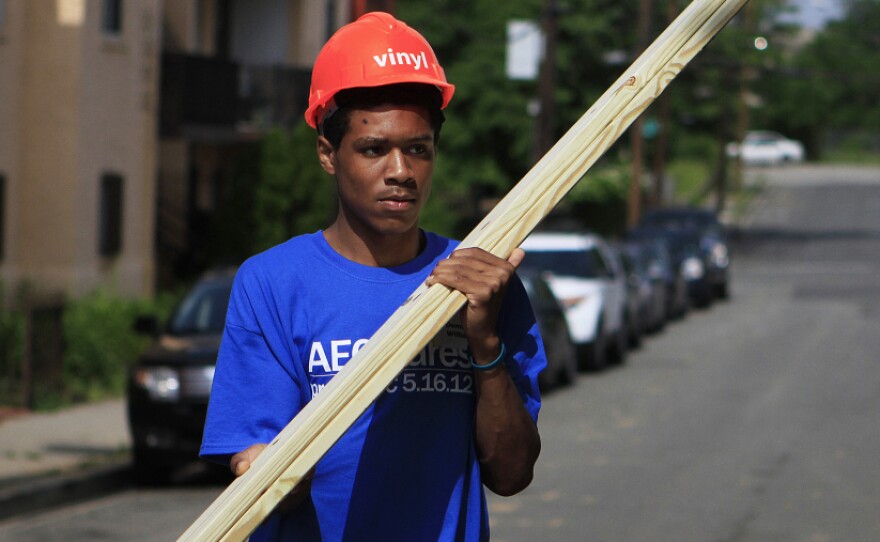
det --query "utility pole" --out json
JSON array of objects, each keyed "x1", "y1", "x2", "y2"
[
  {"x1": 650, "y1": 0, "x2": 678, "y2": 208},
  {"x1": 733, "y1": 0, "x2": 755, "y2": 192},
  {"x1": 627, "y1": 0, "x2": 652, "y2": 228},
  {"x1": 533, "y1": 0, "x2": 560, "y2": 164}
]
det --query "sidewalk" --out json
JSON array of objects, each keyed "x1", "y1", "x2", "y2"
[{"x1": 0, "y1": 398, "x2": 132, "y2": 519}]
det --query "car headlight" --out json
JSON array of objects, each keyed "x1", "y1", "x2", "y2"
[
  {"x1": 681, "y1": 257, "x2": 705, "y2": 280},
  {"x1": 134, "y1": 367, "x2": 180, "y2": 401},
  {"x1": 558, "y1": 292, "x2": 595, "y2": 309},
  {"x1": 710, "y1": 244, "x2": 729, "y2": 268}
]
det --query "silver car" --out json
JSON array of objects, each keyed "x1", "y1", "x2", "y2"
[{"x1": 520, "y1": 231, "x2": 628, "y2": 372}]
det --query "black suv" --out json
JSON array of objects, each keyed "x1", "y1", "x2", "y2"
[
  {"x1": 638, "y1": 206, "x2": 731, "y2": 299},
  {"x1": 127, "y1": 268, "x2": 235, "y2": 483}
]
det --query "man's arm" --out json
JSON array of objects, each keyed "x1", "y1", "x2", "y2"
[{"x1": 426, "y1": 247, "x2": 542, "y2": 496}]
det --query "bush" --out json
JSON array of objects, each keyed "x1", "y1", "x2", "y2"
[
  {"x1": 57, "y1": 292, "x2": 149, "y2": 406},
  {"x1": 56, "y1": 290, "x2": 177, "y2": 408},
  {"x1": 0, "y1": 289, "x2": 178, "y2": 411}
]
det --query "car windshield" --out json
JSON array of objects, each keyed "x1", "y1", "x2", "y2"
[
  {"x1": 746, "y1": 131, "x2": 784, "y2": 143},
  {"x1": 168, "y1": 280, "x2": 233, "y2": 335},
  {"x1": 523, "y1": 249, "x2": 605, "y2": 278},
  {"x1": 643, "y1": 212, "x2": 714, "y2": 231}
]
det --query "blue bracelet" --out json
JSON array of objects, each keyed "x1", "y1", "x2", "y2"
[{"x1": 470, "y1": 342, "x2": 506, "y2": 372}]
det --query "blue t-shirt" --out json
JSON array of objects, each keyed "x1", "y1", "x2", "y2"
[{"x1": 200, "y1": 231, "x2": 545, "y2": 541}]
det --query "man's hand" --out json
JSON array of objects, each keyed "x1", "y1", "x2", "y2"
[
  {"x1": 426, "y1": 247, "x2": 540, "y2": 495},
  {"x1": 426, "y1": 247, "x2": 525, "y2": 363},
  {"x1": 230, "y1": 444, "x2": 315, "y2": 512}
]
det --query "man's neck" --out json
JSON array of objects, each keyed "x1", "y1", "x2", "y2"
[{"x1": 323, "y1": 223, "x2": 424, "y2": 268}]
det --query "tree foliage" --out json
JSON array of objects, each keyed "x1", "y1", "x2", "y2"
[
  {"x1": 397, "y1": 0, "x2": 790, "y2": 234},
  {"x1": 736, "y1": 0, "x2": 880, "y2": 156},
  {"x1": 778, "y1": 0, "x2": 880, "y2": 131},
  {"x1": 252, "y1": 124, "x2": 337, "y2": 252},
  {"x1": 397, "y1": 0, "x2": 640, "y2": 235}
]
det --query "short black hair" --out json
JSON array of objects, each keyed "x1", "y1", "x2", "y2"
[{"x1": 320, "y1": 83, "x2": 445, "y2": 149}]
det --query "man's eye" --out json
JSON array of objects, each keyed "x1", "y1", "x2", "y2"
[
  {"x1": 408, "y1": 144, "x2": 428, "y2": 154},
  {"x1": 362, "y1": 146, "x2": 383, "y2": 156}
]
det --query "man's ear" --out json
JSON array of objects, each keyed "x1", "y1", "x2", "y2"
[{"x1": 316, "y1": 136, "x2": 336, "y2": 175}]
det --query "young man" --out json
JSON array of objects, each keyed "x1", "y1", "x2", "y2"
[{"x1": 200, "y1": 12, "x2": 545, "y2": 541}]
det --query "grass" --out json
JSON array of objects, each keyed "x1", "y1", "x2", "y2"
[
  {"x1": 662, "y1": 157, "x2": 767, "y2": 228},
  {"x1": 666, "y1": 158, "x2": 713, "y2": 204},
  {"x1": 819, "y1": 150, "x2": 880, "y2": 165}
]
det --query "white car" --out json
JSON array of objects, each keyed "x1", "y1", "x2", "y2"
[
  {"x1": 519, "y1": 231, "x2": 628, "y2": 371},
  {"x1": 726, "y1": 130, "x2": 805, "y2": 166}
]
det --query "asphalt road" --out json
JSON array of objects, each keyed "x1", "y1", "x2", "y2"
[{"x1": 1, "y1": 164, "x2": 878, "y2": 542}]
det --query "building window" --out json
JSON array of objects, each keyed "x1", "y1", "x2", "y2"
[
  {"x1": 99, "y1": 173, "x2": 123, "y2": 257},
  {"x1": 0, "y1": 174, "x2": 5, "y2": 262},
  {"x1": 101, "y1": 0, "x2": 123, "y2": 34}
]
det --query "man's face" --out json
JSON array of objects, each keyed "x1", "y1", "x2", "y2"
[{"x1": 318, "y1": 104, "x2": 436, "y2": 239}]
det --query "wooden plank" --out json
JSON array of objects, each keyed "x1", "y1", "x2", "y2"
[{"x1": 178, "y1": 0, "x2": 749, "y2": 539}]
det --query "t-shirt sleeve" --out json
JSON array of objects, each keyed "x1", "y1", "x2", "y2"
[
  {"x1": 500, "y1": 274, "x2": 547, "y2": 422},
  {"x1": 199, "y1": 261, "x2": 306, "y2": 464}
]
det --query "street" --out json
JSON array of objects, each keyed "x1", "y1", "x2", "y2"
[
  {"x1": 1, "y1": 165, "x2": 879, "y2": 541},
  {"x1": 487, "y1": 165, "x2": 880, "y2": 542}
]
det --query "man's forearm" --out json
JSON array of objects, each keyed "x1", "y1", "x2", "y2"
[{"x1": 473, "y1": 365, "x2": 541, "y2": 496}]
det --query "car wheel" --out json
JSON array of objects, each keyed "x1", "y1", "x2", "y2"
[
  {"x1": 715, "y1": 280, "x2": 730, "y2": 300},
  {"x1": 558, "y1": 330, "x2": 578, "y2": 386},
  {"x1": 608, "y1": 323, "x2": 628, "y2": 365},
  {"x1": 692, "y1": 283, "x2": 713, "y2": 309},
  {"x1": 132, "y1": 447, "x2": 174, "y2": 487},
  {"x1": 579, "y1": 322, "x2": 607, "y2": 372},
  {"x1": 627, "y1": 310, "x2": 643, "y2": 348},
  {"x1": 650, "y1": 303, "x2": 666, "y2": 333}
]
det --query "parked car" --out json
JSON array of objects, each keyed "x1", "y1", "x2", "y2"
[
  {"x1": 610, "y1": 244, "x2": 647, "y2": 348},
  {"x1": 726, "y1": 130, "x2": 805, "y2": 166},
  {"x1": 127, "y1": 267, "x2": 235, "y2": 484},
  {"x1": 631, "y1": 236, "x2": 688, "y2": 321},
  {"x1": 519, "y1": 269, "x2": 578, "y2": 392},
  {"x1": 519, "y1": 231, "x2": 628, "y2": 371},
  {"x1": 629, "y1": 227, "x2": 713, "y2": 308},
  {"x1": 639, "y1": 206, "x2": 731, "y2": 299},
  {"x1": 618, "y1": 241, "x2": 668, "y2": 336}
]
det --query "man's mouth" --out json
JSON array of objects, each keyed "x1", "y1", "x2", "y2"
[
  {"x1": 379, "y1": 192, "x2": 417, "y2": 210},
  {"x1": 380, "y1": 198, "x2": 415, "y2": 210}
]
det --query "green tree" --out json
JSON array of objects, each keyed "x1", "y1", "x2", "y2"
[
  {"x1": 391, "y1": 1, "x2": 801, "y2": 234},
  {"x1": 252, "y1": 123, "x2": 337, "y2": 252},
  {"x1": 765, "y1": 0, "x2": 880, "y2": 154},
  {"x1": 397, "y1": 0, "x2": 538, "y2": 236},
  {"x1": 398, "y1": 0, "x2": 631, "y2": 235}
]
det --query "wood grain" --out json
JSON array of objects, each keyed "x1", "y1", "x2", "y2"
[{"x1": 178, "y1": 0, "x2": 749, "y2": 539}]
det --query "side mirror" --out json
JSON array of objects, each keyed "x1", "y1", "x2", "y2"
[{"x1": 133, "y1": 315, "x2": 161, "y2": 337}]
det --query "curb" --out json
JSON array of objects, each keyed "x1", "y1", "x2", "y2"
[{"x1": 0, "y1": 460, "x2": 133, "y2": 521}]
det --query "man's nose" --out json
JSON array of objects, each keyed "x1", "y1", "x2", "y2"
[{"x1": 385, "y1": 149, "x2": 412, "y2": 182}]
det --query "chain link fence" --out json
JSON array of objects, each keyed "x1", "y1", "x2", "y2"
[{"x1": 0, "y1": 294, "x2": 65, "y2": 409}]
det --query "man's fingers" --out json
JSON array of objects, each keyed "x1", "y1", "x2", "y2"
[
  {"x1": 230, "y1": 443, "x2": 267, "y2": 477},
  {"x1": 508, "y1": 248, "x2": 525, "y2": 269},
  {"x1": 445, "y1": 247, "x2": 525, "y2": 272},
  {"x1": 232, "y1": 459, "x2": 250, "y2": 477}
]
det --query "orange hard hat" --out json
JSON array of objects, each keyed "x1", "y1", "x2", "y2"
[{"x1": 304, "y1": 12, "x2": 455, "y2": 129}]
